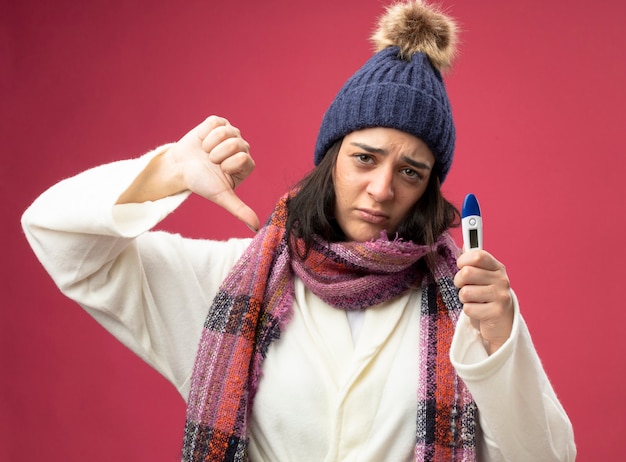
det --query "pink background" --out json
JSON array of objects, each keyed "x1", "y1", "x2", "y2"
[{"x1": 3, "y1": 0, "x2": 625, "y2": 460}]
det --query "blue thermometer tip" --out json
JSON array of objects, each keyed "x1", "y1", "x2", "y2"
[{"x1": 462, "y1": 193, "x2": 481, "y2": 218}]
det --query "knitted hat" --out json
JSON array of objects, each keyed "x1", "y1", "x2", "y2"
[{"x1": 314, "y1": 0, "x2": 458, "y2": 182}]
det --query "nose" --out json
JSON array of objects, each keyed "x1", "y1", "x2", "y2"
[{"x1": 366, "y1": 168, "x2": 394, "y2": 202}]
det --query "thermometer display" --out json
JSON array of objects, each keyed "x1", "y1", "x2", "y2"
[{"x1": 462, "y1": 193, "x2": 483, "y2": 251}]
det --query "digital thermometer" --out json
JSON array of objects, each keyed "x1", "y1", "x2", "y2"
[{"x1": 462, "y1": 193, "x2": 483, "y2": 250}]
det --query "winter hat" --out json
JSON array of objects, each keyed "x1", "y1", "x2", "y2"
[{"x1": 314, "y1": 0, "x2": 458, "y2": 182}]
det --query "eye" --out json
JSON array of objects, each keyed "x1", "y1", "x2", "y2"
[
  {"x1": 353, "y1": 153, "x2": 375, "y2": 164},
  {"x1": 401, "y1": 167, "x2": 425, "y2": 181}
]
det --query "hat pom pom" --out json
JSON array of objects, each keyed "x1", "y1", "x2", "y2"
[{"x1": 371, "y1": 0, "x2": 458, "y2": 72}]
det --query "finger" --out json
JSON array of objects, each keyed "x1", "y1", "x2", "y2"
[
  {"x1": 454, "y1": 265, "x2": 493, "y2": 287},
  {"x1": 462, "y1": 301, "x2": 497, "y2": 322},
  {"x1": 219, "y1": 151, "x2": 255, "y2": 188},
  {"x1": 201, "y1": 124, "x2": 240, "y2": 154},
  {"x1": 195, "y1": 116, "x2": 230, "y2": 144},
  {"x1": 458, "y1": 284, "x2": 497, "y2": 305},
  {"x1": 460, "y1": 284, "x2": 513, "y2": 316},
  {"x1": 462, "y1": 301, "x2": 513, "y2": 334},
  {"x1": 457, "y1": 249, "x2": 502, "y2": 272},
  {"x1": 208, "y1": 136, "x2": 250, "y2": 164},
  {"x1": 210, "y1": 188, "x2": 260, "y2": 232},
  {"x1": 455, "y1": 269, "x2": 511, "y2": 302},
  {"x1": 462, "y1": 300, "x2": 513, "y2": 336}
]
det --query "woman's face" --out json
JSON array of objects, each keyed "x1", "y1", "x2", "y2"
[{"x1": 332, "y1": 127, "x2": 435, "y2": 242}]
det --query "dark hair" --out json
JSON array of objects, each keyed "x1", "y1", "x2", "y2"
[{"x1": 285, "y1": 139, "x2": 460, "y2": 258}]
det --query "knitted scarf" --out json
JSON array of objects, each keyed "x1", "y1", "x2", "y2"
[{"x1": 182, "y1": 191, "x2": 477, "y2": 461}]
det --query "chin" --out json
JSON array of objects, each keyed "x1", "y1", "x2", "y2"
[{"x1": 347, "y1": 228, "x2": 388, "y2": 243}]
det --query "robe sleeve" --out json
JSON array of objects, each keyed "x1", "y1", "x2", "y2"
[
  {"x1": 450, "y1": 292, "x2": 577, "y2": 461},
  {"x1": 21, "y1": 147, "x2": 251, "y2": 399}
]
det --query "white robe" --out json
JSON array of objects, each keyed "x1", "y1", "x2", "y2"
[{"x1": 21, "y1": 147, "x2": 576, "y2": 461}]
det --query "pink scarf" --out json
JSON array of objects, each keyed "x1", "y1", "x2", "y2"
[{"x1": 182, "y1": 191, "x2": 477, "y2": 461}]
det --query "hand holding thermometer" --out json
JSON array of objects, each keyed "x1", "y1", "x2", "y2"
[{"x1": 462, "y1": 193, "x2": 483, "y2": 250}]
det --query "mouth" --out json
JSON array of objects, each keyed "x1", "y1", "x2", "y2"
[{"x1": 356, "y1": 208, "x2": 390, "y2": 225}]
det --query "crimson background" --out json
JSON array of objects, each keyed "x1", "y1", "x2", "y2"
[{"x1": 3, "y1": 1, "x2": 625, "y2": 460}]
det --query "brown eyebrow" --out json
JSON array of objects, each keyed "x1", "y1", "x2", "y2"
[{"x1": 349, "y1": 142, "x2": 432, "y2": 171}]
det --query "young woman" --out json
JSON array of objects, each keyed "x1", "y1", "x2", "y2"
[{"x1": 22, "y1": 1, "x2": 575, "y2": 460}]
